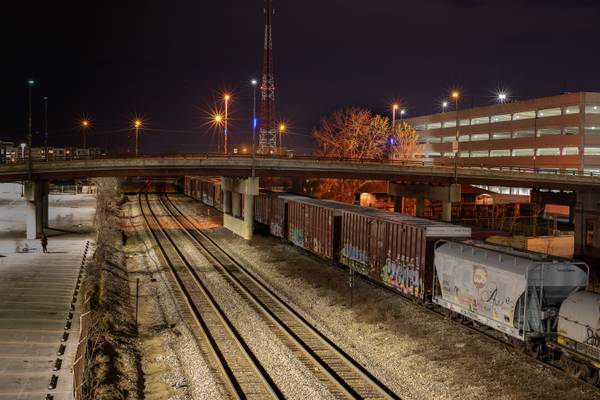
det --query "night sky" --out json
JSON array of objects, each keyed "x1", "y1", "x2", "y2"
[{"x1": 2, "y1": 0, "x2": 600, "y2": 155}]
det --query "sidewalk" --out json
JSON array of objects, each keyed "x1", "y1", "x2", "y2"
[{"x1": 0, "y1": 239, "x2": 92, "y2": 400}]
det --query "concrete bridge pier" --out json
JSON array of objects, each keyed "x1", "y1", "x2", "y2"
[
  {"x1": 221, "y1": 177, "x2": 259, "y2": 240},
  {"x1": 23, "y1": 180, "x2": 49, "y2": 239},
  {"x1": 574, "y1": 189, "x2": 600, "y2": 260},
  {"x1": 390, "y1": 183, "x2": 460, "y2": 222}
]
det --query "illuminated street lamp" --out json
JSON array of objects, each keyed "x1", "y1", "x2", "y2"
[
  {"x1": 279, "y1": 123, "x2": 286, "y2": 155},
  {"x1": 497, "y1": 92, "x2": 508, "y2": 103},
  {"x1": 133, "y1": 119, "x2": 142, "y2": 156},
  {"x1": 251, "y1": 79, "x2": 258, "y2": 155},
  {"x1": 442, "y1": 101, "x2": 448, "y2": 113},
  {"x1": 81, "y1": 119, "x2": 90, "y2": 149},
  {"x1": 392, "y1": 104, "x2": 399, "y2": 129},
  {"x1": 451, "y1": 90, "x2": 460, "y2": 182},
  {"x1": 224, "y1": 94, "x2": 230, "y2": 155},
  {"x1": 400, "y1": 108, "x2": 406, "y2": 120}
]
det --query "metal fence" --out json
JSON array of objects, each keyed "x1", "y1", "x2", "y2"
[{"x1": 73, "y1": 300, "x2": 91, "y2": 400}]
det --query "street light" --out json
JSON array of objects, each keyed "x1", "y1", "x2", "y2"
[
  {"x1": 224, "y1": 94, "x2": 230, "y2": 155},
  {"x1": 451, "y1": 90, "x2": 460, "y2": 182},
  {"x1": 392, "y1": 104, "x2": 399, "y2": 129},
  {"x1": 279, "y1": 123, "x2": 286, "y2": 155},
  {"x1": 43, "y1": 97, "x2": 48, "y2": 160},
  {"x1": 442, "y1": 101, "x2": 448, "y2": 113},
  {"x1": 27, "y1": 80, "x2": 35, "y2": 165},
  {"x1": 497, "y1": 92, "x2": 508, "y2": 103},
  {"x1": 400, "y1": 109, "x2": 406, "y2": 120},
  {"x1": 81, "y1": 119, "x2": 90, "y2": 149},
  {"x1": 133, "y1": 119, "x2": 142, "y2": 156},
  {"x1": 251, "y1": 80, "x2": 258, "y2": 155}
]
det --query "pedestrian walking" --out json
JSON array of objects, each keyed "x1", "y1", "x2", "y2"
[{"x1": 41, "y1": 234, "x2": 48, "y2": 253}]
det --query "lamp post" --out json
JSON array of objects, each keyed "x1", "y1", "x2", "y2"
[
  {"x1": 134, "y1": 119, "x2": 142, "y2": 156},
  {"x1": 392, "y1": 104, "x2": 399, "y2": 130},
  {"x1": 251, "y1": 80, "x2": 257, "y2": 155},
  {"x1": 224, "y1": 94, "x2": 230, "y2": 155},
  {"x1": 497, "y1": 92, "x2": 508, "y2": 104},
  {"x1": 43, "y1": 96, "x2": 48, "y2": 160},
  {"x1": 400, "y1": 109, "x2": 406, "y2": 121},
  {"x1": 81, "y1": 119, "x2": 90, "y2": 149},
  {"x1": 278, "y1": 123, "x2": 286, "y2": 155},
  {"x1": 452, "y1": 91, "x2": 460, "y2": 182},
  {"x1": 27, "y1": 80, "x2": 34, "y2": 164},
  {"x1": 442, "y1": 101, "x2": 448, "y2": 113}
]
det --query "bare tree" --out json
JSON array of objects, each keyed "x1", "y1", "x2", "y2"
[{"x1": 388, "y1": 120, "x2": 423, "y2": 161}]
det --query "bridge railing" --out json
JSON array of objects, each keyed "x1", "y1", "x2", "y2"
[{"x1": 2, "y1": 152, "x2": 599, "y2": 178}]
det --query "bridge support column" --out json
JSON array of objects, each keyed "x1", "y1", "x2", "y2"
[
  {"x1": 389, "y1": 183, "x2": 460, "y2": 221},
  {"x1": 416, "y1": 195, "x2": 425, "y2": 218},
  {"x1": 24, "y1": 180, "x2": 49, "y2": 240},
  {"x1": 574, "y1": 189, "x2": 600, "y2": 260},
  {"x1": 221, "y1": 177, "x2": 259, "y2": 240}
]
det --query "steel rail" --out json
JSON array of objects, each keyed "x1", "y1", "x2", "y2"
[
  {"x1": 139, "y1": 187, "x2": 281, "y2": 399},
  {"x1": 162, "y1": 192, "x2": 400, "y2": 400}
]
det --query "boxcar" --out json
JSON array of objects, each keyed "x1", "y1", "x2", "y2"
[
  {"x1": 340, "y1": 209, "x2": 471, "y2": 301},
  {"x1": 287, "y1": 198, "x2": 364, "y2": 261}
]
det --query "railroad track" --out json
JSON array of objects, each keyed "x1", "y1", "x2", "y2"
[
  {"x1": 138, "y1": 186, "x2": 282, "y2": 399},
  {"x1": 157, "y1": 191, "x2": 399, "y2": 399}
]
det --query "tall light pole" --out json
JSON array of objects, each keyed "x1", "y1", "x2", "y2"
[
  {"x1": 27, "y1": 80, "x2": 35, "y2": 164},
  {"x1": 392, "y1": 104, "x2": 399, "y2": 130},
  {"x1": 278, "y1": 123, "x2": 286, "y2": 155},
  {"x1": 224, "y1": 94, "x2": 230, "y2": 155},
  {"x1": 442, "y1": 101, "x2": 448, "y2": 113},
  {"x1": 452, "y1": 91, "x2": 460, "y2": 182},
  {"x1": 400, "y1": 109, "x2": 406, "y2": 120},
  {"x1": 81, "y1": 119, "x2": 90, "y2": 149},
  {"x1": 134, "y1": 119, "x2": 142, "y2": 156},
  {"x1": 251, "y1": 80, "x2": 257, "y2": 155},
  {"x1": 43, "y1": 96, "x2": 48, "y2": 160}
]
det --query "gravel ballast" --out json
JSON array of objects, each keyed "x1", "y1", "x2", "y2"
[{"x1": 174, "y1": 194, "x2": 600, "y2": 400}]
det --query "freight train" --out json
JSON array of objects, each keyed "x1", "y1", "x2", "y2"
[{"x1": 183, "y1": 176, "x2": 600, "y2": 385}]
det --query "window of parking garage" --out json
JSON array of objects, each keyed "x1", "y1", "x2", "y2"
[
  {"x1": 427, "y1": 136, "x2": 441, "y2": 143},
  {"x1": 491, "y1": 114, "x2": 511, "y2": 123},
  {"x1": 470, "y1": 133, "x2": 489, "y2": 141},
  {"x1": 537, "y1": 147, "x2": 560, "y2": 156},
  {"x1": 442, "y1": 120, "x2": 456, "y2": 128},
  {"x1": 415, "y1": 124, "x2": 426, "y2": 131},
  {"x1": 471, "y1": 150, "x2": 489, "y2": 157},
  {"x1": 512, "y1": 130, "x2": 534, "y2": 138},
  {"x1": 418, "y1": 137, "x2": 427, "y2": 144},
  {"x1": 513, "y1": 148, "x2": 534, "y2": 156},
  {"x1": 458, "y1": 135, "x2": 470, "y2": 142},
  {"x1": 490, "y1": 149, "x2": 510, "y2": 157},
  {"x1": 513, "y1": 110, "x2": 536, "y2": 120},
  {"x1": 426, "y1": 152, "x2": 441, "y2": 157},
  {"x1": 471, "y1": 116, "x2": 490, "y2": 125},
  {"x1": 585, "y1": 105, "x2": 600, "y2": 114},
  {"x1": 537, "y1": 128, "x2": 561, "y2": 137},
  {"x1": 537, "y1": 108, "x2": 561, "y2": 118},
  {"x1": 584, "y1": 147, "x2": 600, "y2": 156},
  {"x1": 584, "y1": 169, "x2": 600, "y2": 175},
  {"x1": 427, "y1": 122, "x2": 442, "y2": 129},
  {"x1": 442, "y1": 136, "x2": 455, "y2": 143},
  {"x1": 563, "y1": 147, "x2": 579, "y2": 155},
  {"x1": 443, "y1": 152, "x2": 455, "y2": 157},
  {"x1": 564, "y1": 105, "x2": 580, "y2": 115},
  {"x1": 584, "y1": 126, "x2": 600, "y2": 135},
  {"x1": 564, "y1": 127, "x2": 579, "y2": 135},
  {"x1": 491, "y1": 132, "x2": 511, "y2": 140},
  {"x1": 459, "y1": 119, "x2": 470, "y2": 126},
  {"x1": 458, "y1": 151, "x2": 470, "y2": 157}
]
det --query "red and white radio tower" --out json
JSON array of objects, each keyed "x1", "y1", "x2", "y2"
[{"x1": 258, "y1": 0, "x2": 277, "y2": 154}]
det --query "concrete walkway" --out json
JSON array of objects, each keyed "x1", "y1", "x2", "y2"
[{"x1": 0, "y1": 239, "x2": 91, "y2": 400}]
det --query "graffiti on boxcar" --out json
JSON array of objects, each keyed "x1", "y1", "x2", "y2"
[
  {"x1": 381, "y1": 257, "x2": 422, "y2": 298},
  {"x1": 341, "y1": 245, "x2": 369, "y2": 265},
  {"x1": 291, "y1": 228, "x2": 304, "y2": 247}
]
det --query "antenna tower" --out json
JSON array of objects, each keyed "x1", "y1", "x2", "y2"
[{"x1": 258, "y1": 0, "x2": 277, "y2": 154}]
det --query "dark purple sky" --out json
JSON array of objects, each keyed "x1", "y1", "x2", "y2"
[{"x1": 2, "y1": 0, "x2": 600, "y2": 154}]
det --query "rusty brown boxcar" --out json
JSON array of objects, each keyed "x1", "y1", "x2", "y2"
[
  {"x1": 254, "y1": 193, "x2": 272, "y2": 227},
  {"x1": 287, "y1": 198, "x2": 364, "y2": 261},
  {"x1": 340, "y1": 209, "x2": 471, "y2": 300},
  {"x1": 255, "y1": 193, "x2": 306, "y2": 238},
  {"x1": 183, "y1": 177, "x2": 222, "y2": 210}
]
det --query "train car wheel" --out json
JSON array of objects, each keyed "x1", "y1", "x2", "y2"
[{"x1": 583, "y1": 366, "x2": 600, "y2": 386}]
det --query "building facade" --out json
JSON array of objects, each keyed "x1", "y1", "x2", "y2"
[{"x1": 407, "y1": 92, "x2": 600, "y2": 174}]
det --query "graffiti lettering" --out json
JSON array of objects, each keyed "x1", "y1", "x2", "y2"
[{"x1": 585, "y1": 327, "x2": 600, "y2": 348}]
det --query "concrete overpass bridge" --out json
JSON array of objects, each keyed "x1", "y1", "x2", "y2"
[
  {"x1": 1, "y1": 155, "x2": 599, "y2": 190},
  {"x1": 2, "y1": 154, "x2": 600, "y2": 261}
]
